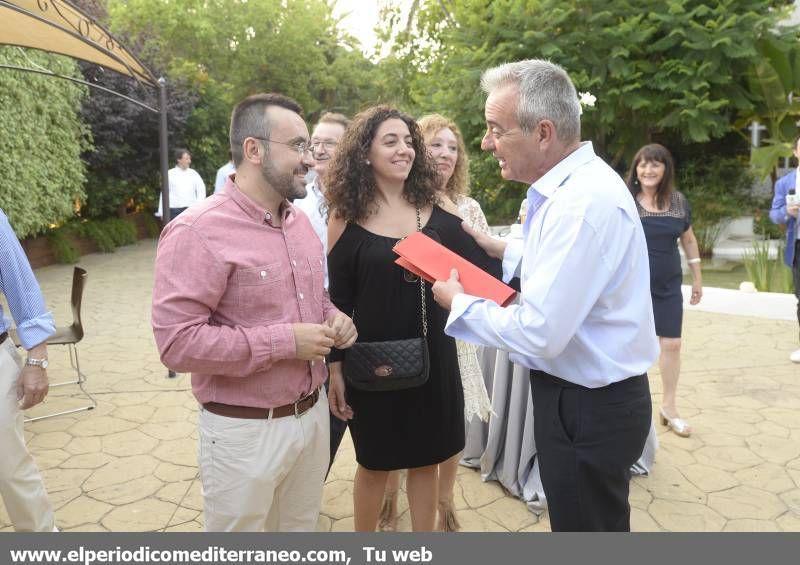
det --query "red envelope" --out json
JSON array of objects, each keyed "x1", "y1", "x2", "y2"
[{"x1": 393, "y1": 231, "x2": 517, "y2": 307}]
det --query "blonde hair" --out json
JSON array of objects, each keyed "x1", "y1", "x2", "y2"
[{"x1": 418, "y1": 114, "x2": 469, "y2": 201}]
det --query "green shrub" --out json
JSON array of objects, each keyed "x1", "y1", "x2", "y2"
[
  {"x1": 102, "y1": 218, "x2": 138, "y2": 247},
  {"x1": 0, "y1": 47, "x2": 91, "y2": 238},
  {"x1": 743, "y1": 238, "x2": 774, "y2": 291},
  {"x1": 753, "y1": 202, "x2": 785, "y2": 241},
  {"x1": 678, "y1": 156, "x2": 755, "y2": 257},
  {"x1": 47, "y1": 228, "x2": 79, "y2": 265},
  {"x1": 76, "y1": 221, "x2": 115, "y2": 252},
  {"x1": 74, "y1": 218, "x2": 138, "y2": 252},
  {"x1": 45, "y1": 216, "x2": 143, "y2": 262},
  {"x1": 142, "y1": 214, "x2": 162, "y2": 239},
  {"x1": 743, "y1": 238, "x2": 794, "y2": 293}
]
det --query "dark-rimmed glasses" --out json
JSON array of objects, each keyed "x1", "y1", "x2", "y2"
[{"x1": 250, "y1": 136, "x2": 313, "y2": 156}]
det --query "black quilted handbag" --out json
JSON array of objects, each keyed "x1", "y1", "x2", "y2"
[
  {"x1": 344, "y1": 208, "x2": 430, "y2": 392},
  {"x1": 343, "y1": 336, "x2": 429, "y2": 392}
]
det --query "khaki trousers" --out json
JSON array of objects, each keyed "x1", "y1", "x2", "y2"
[
  {"x1": 0, "y1": 339, "x2": 55, "y2": 531},
  {"x1": 198, "y1": 388, "x2": 329, "y2": 532}
]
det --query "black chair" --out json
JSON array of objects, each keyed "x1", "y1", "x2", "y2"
[{"x1": 13, "y1": 267, "x2": 96, "y2": 422}]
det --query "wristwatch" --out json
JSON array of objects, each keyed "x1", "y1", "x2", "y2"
[{"x1": 25, "y1": 357, "x2": 49, "y2": 369}]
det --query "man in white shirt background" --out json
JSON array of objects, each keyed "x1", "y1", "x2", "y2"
[
  {"x1": 432, "y1": 59, "x2": 659, "y2": 532},
  {"x1": 214, "y1": 151, "x2": 236, "y2": 194},
  {"x1": 157, "y1": 148, "x2": 207, "y2": 220},
  {"x1": 293, "y1": 111, "x2": 350, "y2": 473}
]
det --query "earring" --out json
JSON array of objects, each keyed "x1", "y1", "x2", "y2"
[{"x1": 366, "y1": 159, "x2": 371, "y2": 165}]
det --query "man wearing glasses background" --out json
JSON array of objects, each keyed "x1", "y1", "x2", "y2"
[
  {"x1": 294, "y1": 112, "x2": 350, "y2": 281},
  {"x1": 152, "y1": 93, "x2": 357, "y2": 531},
  {"x1": 293, "y1": 112, "x2": 351, "y2": 474}
]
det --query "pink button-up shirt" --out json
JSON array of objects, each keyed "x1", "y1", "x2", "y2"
[{"x1": 151, "y1": 177, "x2": 340, "y2": 408}]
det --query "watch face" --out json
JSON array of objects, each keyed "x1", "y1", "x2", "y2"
[{"x1": 41, "y1": 359, "x2": 49, "y2": 369}]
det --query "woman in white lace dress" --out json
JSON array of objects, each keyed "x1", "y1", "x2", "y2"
[{"x1": 380, "y1": 114, "x2": 492, "y2": 532}]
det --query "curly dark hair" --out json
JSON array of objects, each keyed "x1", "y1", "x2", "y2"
[{"x1": 325, "y1": 106, "x2": 440, "y2": 223}]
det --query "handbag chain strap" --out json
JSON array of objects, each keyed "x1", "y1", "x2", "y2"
[{"x1": 416, "y1": 206, "x2": 428, "y2": 338}]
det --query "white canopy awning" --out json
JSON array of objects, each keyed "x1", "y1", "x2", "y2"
[{"x1": 0, "y1": 0, "x2": 156, "y2": 85}]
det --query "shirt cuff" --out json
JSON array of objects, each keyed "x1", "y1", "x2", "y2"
[
  {"x1": 502, "y1": 239, "x2": 523, "y2": 283},
  {"x1": 16, "y1": 313, "x2": 56, "y2": 351},
  {"x1": 267, "y1": 323, "x2": 296, "y2": 366},
  {"x1": 445, "y1": 293, "x2": 482, "y2": 332}
]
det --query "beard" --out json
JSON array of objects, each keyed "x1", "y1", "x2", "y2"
[{"x1": 260, "y1": 159, "x2": 307, "y2": 201}]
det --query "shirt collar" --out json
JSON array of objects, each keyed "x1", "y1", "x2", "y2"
[
  {"x1": 225, "y1": 175, "x2": 295, "y2": 225},
  {"x1": 308, "y1": 176, "x2": 324, "y2": 199},
  {"x1": 528, "y1": 141, "x2": 596, "y2": 199}
]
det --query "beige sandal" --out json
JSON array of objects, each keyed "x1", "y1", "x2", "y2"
[
  {"x1": 437, "y1": 498, "x2": 460, "y2": 532},
  {"x1": 659, "y1": 406, "x2": 691, "y2": 438},
  {"x1": 378, "y1": 491, "x2": 398, "y2": 532}
]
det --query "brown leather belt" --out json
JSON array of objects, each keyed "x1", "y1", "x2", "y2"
[
  {"x1": 0, "y1": 331, "x2": 7, "y2": 345},
  {"x1": 203, "y1": 387, "x2": 321, "y2": 419}
]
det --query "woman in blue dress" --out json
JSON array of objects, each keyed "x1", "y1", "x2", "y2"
[{"x1": 625, "y1": 144, "x2": 703, "y2": 438}]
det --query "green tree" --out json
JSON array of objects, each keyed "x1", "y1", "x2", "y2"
[
  {"x1": 105, "y1": 0, "x2": 388, "y2": 190},
  {"x1": 746, "y1": 35, "x2": 800, "y2": 179},
  {"x1": 0, "y1": 47, "x2": 90, "y2": 238},
  {"x1": 382, "y1": 0, "x2": 799, "y2": 222},
  {"x1": 107, "y1": 0, "x2": 386, "y2": 116}
]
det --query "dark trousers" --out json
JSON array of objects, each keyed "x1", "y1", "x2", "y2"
[
  {"x1": 530, "y1": 369, "x2": 651, "y2": 532},
  {"x1": 793, "y1": 241, "x2": 800, "y2": 339},
  {"x1": 325, "y1": 379, "x2": 348, "y2": 477},
  {"x1": 329, "y1": 412, "x2": 348, "y2": 473},
  {"x1": 169, "y1": 207, "x2": 188, "y2": 221}
]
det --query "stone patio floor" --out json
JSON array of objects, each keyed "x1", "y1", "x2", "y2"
[{"x1": 1, "y1": 239, "x2": 800, "y2": 532}]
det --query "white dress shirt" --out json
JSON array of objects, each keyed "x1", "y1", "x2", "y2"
[
  {"x1": 214, "y1": 161, "x2": 236, "y2": 194},
  {"x1": 294, "y1": 178, "x2": 329, "y2": 289},
  {"x1": 156, "y1": 167, "x2": 206, "y2": 217},
  {"x1": 446, "y1": 142, "x2": 659, "y2": 388},
  {"x1": 168, "y1": 166, "x2": 206, "y2": 208}
]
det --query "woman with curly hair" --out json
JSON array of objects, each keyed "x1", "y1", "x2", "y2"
[
  {"x1": 326, "y1": 106, "x2": 500, "y2": 532},
  {"x1": 379, "y1": 114, "x2": 493, "y2": 532}
]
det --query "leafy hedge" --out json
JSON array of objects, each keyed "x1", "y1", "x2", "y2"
[
  {"x1": 678, "y1": 156, "x2": 755, "y2": 256},
  {"x1": 0, "y1": 47, "x2": 91, "y2": 238},
  {"x1": 47, "y1": 217, "x2": 143, "y2": 264}
]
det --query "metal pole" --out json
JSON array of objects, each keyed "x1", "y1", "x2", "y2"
[{"x1": 158, "y1": 77, "x2": 170, "y2": 226}]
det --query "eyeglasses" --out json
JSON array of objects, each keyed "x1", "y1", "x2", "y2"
[
  {"x1": 310, "y1": 140, "x2": 338, "y2": 152},
  {"x1": 250, "y1": 136, "x2": 313, "y2": 156}
]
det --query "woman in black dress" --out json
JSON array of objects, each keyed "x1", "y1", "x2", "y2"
[
  {"x1": 325, "y1": 106, "x2": 500, "y2": 531},
  {"x1": 625, "y1": 144, "x2": 703, "y2": 438}
]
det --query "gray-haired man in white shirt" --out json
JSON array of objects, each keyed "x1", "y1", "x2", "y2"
[{"x1": 432, "y1": 59, "x2": 658, "y2": 532}]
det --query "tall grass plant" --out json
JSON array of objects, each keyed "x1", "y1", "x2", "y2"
[{"x1": 743, "y1": 238, "x2": 794, "y2": 293}]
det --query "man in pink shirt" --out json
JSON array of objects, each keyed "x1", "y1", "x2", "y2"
[{"x1": 152, "y1": 93, "x2": 357, "y2": 532}]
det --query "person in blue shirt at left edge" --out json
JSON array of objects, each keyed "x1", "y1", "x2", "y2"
[
  {"x1": 0, "y1": 208, "x2": 57, "y2": 531},
  {"x1": 770, "y1": 135, "x2": 800, "y2": 363}
]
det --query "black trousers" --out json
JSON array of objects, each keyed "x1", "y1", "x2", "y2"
[
  {"x1": 530, "y1": 369, "x2": 651, "y2": 532},
  {"x1": 325, "y1": 378, "x2": 348, "y2": 477},
  {"x1": 329, "y1": 411, "x2": 348, "y2": 472}
]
